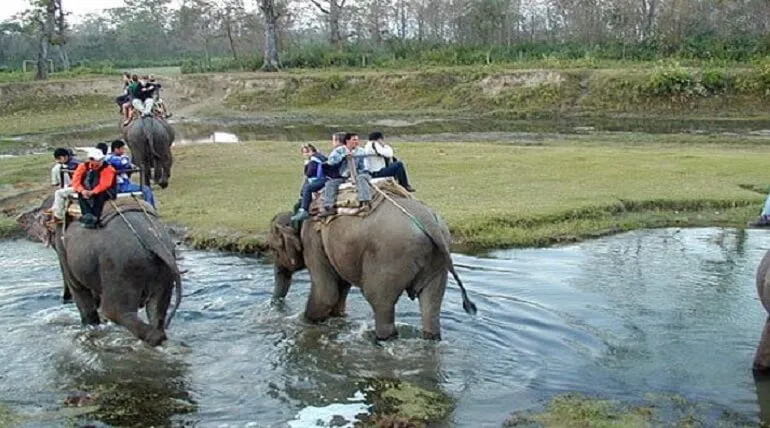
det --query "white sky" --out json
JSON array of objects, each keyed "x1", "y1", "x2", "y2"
[{"x1": 1, "y1": 0, "x2": 134, "y2": 22}]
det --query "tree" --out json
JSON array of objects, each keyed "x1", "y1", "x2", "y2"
[
  {"x1": 309, "y1": 0, "x2": 345, "y2": 47},
  {"x1": 258, "y1": 0, "x2": 282, "y2": 71},
  {"x1": 17, "y1": 0, "x2": 60, "y2": 79}
]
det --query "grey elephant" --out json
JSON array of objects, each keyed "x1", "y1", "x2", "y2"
[
  {"x1": 17, "y1": 197, "x2": 183, "y2": 346},
  {"x1": 123, "y1": 117, "x2": 175, "y2": 189},
  {"x1": 756, "y1": 249, "x2": 770, "y2": 373},
  {"x1": 267, "y1": 196, "x2": 477, "y2": 341}
]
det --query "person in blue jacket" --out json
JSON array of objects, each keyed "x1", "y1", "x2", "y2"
[
  {"x1": 291, "y1": 143, "x2": 328, "y2": 222},
  {"x1": 104, "y1": 139, "x2": 156, "y2": 208}
]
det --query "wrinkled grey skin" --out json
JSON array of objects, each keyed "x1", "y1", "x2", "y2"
[
  {"x1": 123, "y1": 117, "x2": 175, "y2": 189},
  {"x1": 755, "y1": 249, "x2": 770, "y2": 374},
  {"x1": 16, "y1": 198, "x2": 183, "y2": 346},
  {"x1": 267, "y1": 197, "x2": 477, "y2": 341}
]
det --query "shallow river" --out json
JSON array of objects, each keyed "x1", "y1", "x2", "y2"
[{"x1": 2, "y1": 227, "x2": 770, "y2": 427}]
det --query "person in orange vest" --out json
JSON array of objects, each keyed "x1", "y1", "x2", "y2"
[{"x1": 70, "y1": 148, "x2": 119, "y2": 229}]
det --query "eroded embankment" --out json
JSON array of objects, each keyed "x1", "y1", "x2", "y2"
[{"x1": 3, "y1": 65, "x2": 770, "y2": 130}]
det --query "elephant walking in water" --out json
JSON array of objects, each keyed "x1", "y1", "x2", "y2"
[
  {"x1": 17, "y1": 197, "x2": 183, "y2": 346},
  {"x1": 756, "y1": 250, "x2": 770, "y2": 373},
  {"x1": 268, "y1": 192, "x2": 477, "y2": 341},
  {"x1": 123, "y1": 117, "x2": 175, "y2": 189}
]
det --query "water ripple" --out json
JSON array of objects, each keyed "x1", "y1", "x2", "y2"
[{"x1": 0, "y1": 228, "x2": 769, "y2": 426}]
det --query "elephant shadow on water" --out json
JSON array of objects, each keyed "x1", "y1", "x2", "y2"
[
  {"x1": 50, "y1": 337, "x2": 198, "y2": 427},
  {"x1": 278, "y1": 323, "x2": 456, "y2": 425}
]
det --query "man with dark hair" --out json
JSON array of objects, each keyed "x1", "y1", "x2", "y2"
[
  {"x1": 105, "y1": 139, "x2": 156, "y2": 207},
  {"x1": 45, "y1": 148, "x2": 81, "y2": 223},
  {"x1": 50, "y1": 147, "x2": 79, "y2": 189},
  {"x1": 70, "y1": 148, "x2": 118, "y2": 229},
  {"x1": 95, "y1": 142, "x2": 109, "y2": 156},
  {"x1": 362, "y1": 131, "x2": 415, "y2": 192},
  {"x1": 317, "y1": 132, "x2": 372, "y2": 218}
]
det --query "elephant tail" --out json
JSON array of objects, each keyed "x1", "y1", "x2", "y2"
[
  {"x1": 165, "y1": 267, "x2": 183, "y2": 330},
  {"x1": 141, "y1": 117, "x2": 161, "y2": 160}
]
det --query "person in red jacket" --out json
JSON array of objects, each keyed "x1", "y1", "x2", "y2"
[{"x1": 70, "y1": 148, "x2": 118, "y2": 229}]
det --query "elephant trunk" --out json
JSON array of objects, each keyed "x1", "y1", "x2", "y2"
[{"x1": 273, "y1": 265, "x2": 293, "y2": 299}]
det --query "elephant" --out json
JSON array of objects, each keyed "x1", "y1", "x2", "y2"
[
  {"x1": 16, "y1": 196, "x2": 183, "y2": 346},
  {"x1": 267, "y1": 195, "x2": 477, "y2": 341},
  {"x1": 755, "y1": 249, "x2": 770, "y2": 373},
  {"x1": 123, "y1": 116, "x2": 175, "y2": 189}
]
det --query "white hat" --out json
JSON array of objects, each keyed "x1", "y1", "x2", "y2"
[{"x1": 86, "y1": 148, "x2": 105, "y2": 161}]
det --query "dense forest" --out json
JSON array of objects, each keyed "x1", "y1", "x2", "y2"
[{"x1": 2, "y1": 0, "x2": 770, "y2": 77}]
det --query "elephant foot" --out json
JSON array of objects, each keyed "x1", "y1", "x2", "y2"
[
  {"x1": 80, "y1": 311, "x2": 101, "y2": 326},
  {"x1": 422, "y1": 331, "x2": 442, "y2": 341},
  {"x1": 144, "y1": 329, "x2": 167, "y2": 347},
  {"x1": 375, "y1": 330, "x2": 399, "y2": 342}
]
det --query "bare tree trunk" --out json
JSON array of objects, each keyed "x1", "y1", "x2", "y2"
[
  {"x1": 225, "y1": 22, "x2": 238, "y2": 61},
  {"x1": 259, "y1": 0, "x2": 281, "y2": 72},
  {"x1": 310, "y1": 0, "x2": 345, "y2": 48},
  {"x1": 35, "y1": 0, "x2": 56, "y2": 80},
  {"x1": 35, "y1": 36, "x2": 49, "y2": 80},
  {"x1": 57, "y1": 44, "x2": 69, "y2": 70}
]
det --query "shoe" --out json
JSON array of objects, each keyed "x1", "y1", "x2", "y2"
[
  {"x1": 291, "y1": 209, "x2": 310, "y2": 222},
  {"x1": 122, "y1": 119, "x2": 130, "y2": 127},
  {"x1": 404, "y1": 185, "x2": 416, "y2": 192},
  {"x1": 165, "y1": 113, "x2": 173, "y2": 118},
  {"x1": 317, "y1": 207, "x2": 337, "y2": 218}
]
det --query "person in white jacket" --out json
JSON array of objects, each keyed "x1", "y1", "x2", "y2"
[{"x1": 361, "y1": 131, "x2": 415, "y2": 192}]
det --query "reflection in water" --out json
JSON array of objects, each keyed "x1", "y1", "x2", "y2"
[
  {"x1": 51, "y1": 335, "x2": 196, "y2": 426},
  {"x1": 2, "y1": 228, "x2": 770, "y2": 426}
]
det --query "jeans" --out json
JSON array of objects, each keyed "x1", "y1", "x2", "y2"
[
  {"x1": 300, "y1": 178, "x2": 327, "y2": 211},
  {"x1": 371, "y1": 160, "x2": 411, "y2": 188},
  {"x1": 120, "y1": 182, "x2": 156, "y2": 208},
  {"x1": 52, "y1": 187, "x2": 77, "y2": 219},
  {"x1": 322, "y1": 174, "x2": 372, "y2": 208}
]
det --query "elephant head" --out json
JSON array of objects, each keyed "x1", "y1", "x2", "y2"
[
  {"x1": 16, "y1": 195, "x2": 54, "y2": 247},
  {"x1": 267, "y1": 212, "x2": 305, "y2": 298}
]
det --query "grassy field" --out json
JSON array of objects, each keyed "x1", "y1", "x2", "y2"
[{"x1": 1, "y1": 135, "x2": 768, "y2": 252}]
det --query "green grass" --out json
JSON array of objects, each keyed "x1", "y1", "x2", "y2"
[
  {"x1": 1, "y1": 135, "x2": 769, "y2": 252},
  {"x1": 4, "y1": 137, "x2": 768, "y2": 252},
  {"x1": 0, "y1": 107, "x2": 115, "y2": 136}
]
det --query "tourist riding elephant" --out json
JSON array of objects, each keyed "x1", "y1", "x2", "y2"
[
  {"x1": 267, "y1": 196, "x2": 477, "y2": 341},
  {"x1": 16, "y1": 197, "x2": 183, "y2": 346},
  {"x1": 755, "y1": 249, "x2": 770, "y2": 373},
  {"x1": 123, "y1": 116, "x2": 175, "y2": 189}
]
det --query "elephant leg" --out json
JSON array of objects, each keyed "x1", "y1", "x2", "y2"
[
  {"x1": 69, "y1": 284, "x2": 100, "y2": 326},
  {"x1": 145, "y1": 282, "x2": 173, "y2": 331},
  {"x1": 330, "y1": 281, "x2": 351, "y2": 318},
  {"x1": 755, "y1": 316, "x2": 770, "y2": 374},
  {"x1": 101, "y1": 286, "x2": 166, "y2": 346},
  {"x1": 418, "y1": 270, "x2": 447, "y2": 341},
  {"x1": 304, "y1": 270, "x2": 342, "y2": 323},
  {"x1": 361, "y1": 280, "x2": 403, "y2": 341},
  {"x1": 62, "y1": 283, "x2": 72, "y2": 304}
]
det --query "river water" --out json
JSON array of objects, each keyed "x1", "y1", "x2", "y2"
[{"x1": 1, "y1": 227, "x2": 769, "y2": 427}]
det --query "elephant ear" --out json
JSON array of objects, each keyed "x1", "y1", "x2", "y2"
[{"x1": 268, "y1": 214, "x2": 304, "y2": 270}]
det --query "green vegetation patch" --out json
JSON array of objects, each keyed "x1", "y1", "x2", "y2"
[
  {"x1": 2, "y1": 138, "x2": 769, "y2": 252},
  {"x1": 355, "y1": 377, "x2": 454, "y2": 427}
]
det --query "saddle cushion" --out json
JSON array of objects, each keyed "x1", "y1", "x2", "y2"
[
  {"x1": 64, "y1": 194, "x2": 156, "y2": 226},
  {"x1": 308, "y1": 177, "x2": 414, "y2": 228}
]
